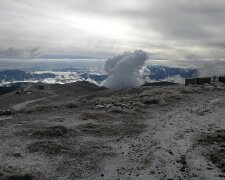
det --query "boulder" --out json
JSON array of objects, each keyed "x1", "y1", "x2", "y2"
[{"x1": 0, "y1": 110, "x2": 13, "y2": 116}]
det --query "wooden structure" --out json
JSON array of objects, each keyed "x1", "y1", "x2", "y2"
[{"x1": 185, "y1": 76, "x2": 225, "y2": 86}]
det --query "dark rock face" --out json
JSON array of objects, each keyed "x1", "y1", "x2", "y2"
[
  {"x1": 0, "y1": 86, "x2": 19, "y2": 96},
  {"x1": 0, "y1": 110, "x2": 12, "y2": 116}
]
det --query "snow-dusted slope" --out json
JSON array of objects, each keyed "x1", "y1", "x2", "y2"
[{"x1": 0, "y1": 83, "x2": 225, "y2": 179}]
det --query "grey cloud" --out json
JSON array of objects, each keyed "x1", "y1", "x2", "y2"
[
  {"x1": 134, "y1": 1, "x2": 223, "y2": 39},
  {"x1": 0, "y1": 0, "x2": 225, "y2": 63},
  {"x1": 198, "y1": 61, "x2": 225, "y2": 77},
  {"x1": 110, "y1": 0, "x2": 225, "y2": 50},
  {"x1": 0, "y1": 47, "x2": 41, "y2": 59}
]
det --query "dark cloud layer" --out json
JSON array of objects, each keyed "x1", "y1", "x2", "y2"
[{"x1": 0, "y1": 48, "x2": 41, "y2": 59}]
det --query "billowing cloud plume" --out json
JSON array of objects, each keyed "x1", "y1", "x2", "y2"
[{"x1": 102, "y1": 50, "x2": 149, "y2": 88}]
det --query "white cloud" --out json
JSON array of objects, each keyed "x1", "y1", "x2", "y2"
[{"x1": 102, "y1": 50, "x2": 149, "y2": 88}]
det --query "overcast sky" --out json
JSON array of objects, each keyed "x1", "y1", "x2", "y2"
[{"x1": 0, "y1": 0, "x2": 225, "y2": 63}]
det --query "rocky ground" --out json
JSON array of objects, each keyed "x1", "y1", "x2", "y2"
[{"x1": 1, "y1": 81, "x2": 225, "y2": 180}]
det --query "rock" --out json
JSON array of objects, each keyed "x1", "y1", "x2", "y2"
[
  {"x1": 95, "y1": 104, "x2": 113, "y2": 109},
  {"x1": 95, "y1": 105, "x2": 106, "y2": 109},
  {"x1": 37, "y1": 85, "x2": 45, "y2": 90},
  {"x1": 106, "y1": 104, "x2": 113, "y2": 109},
  {"x1": 16, "y1": 91, "x2": 22, "y2": 95},
  {"x1": 0, "y1": 110, "x2": 4, "y2": 116},
  {"x1": 81, "y1": 98, "x2": 88, "y2": 104},
  {"x1": 0, "y1": 110, "x2": 13, "y2": 116},
  {"x1": 5, "y1": 110, "x2": 12, "y2": 115}
]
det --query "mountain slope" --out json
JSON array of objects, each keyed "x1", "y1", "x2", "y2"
[{"x1": 1, "y1": 83, "x2": 225, "y2": 179}]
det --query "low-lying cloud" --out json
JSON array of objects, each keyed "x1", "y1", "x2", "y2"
[
  {"x1": 198, "y1": 62, "x2": 225, "y2": 77},
  {"x1": 102, "y1": 50, "x2": 149, "y2": 88},
  {"x1": 0, "y1": 47, "x2": 41, "y2": 59}
]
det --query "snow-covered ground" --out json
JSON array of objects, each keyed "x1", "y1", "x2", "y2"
[{"x1": 1, "y1": 83, "x2": 225, "y2": 179}]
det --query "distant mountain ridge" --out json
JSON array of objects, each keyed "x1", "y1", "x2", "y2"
[
  {"x1": 0, "y1": 66, "x2": 198, "y2": 86},
  {"x1": 0, "y1": 70, "x2": 56, "y2": 83},
  {"x1": 148, "y1": 66, "x2": 198, "y2": 80}
]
